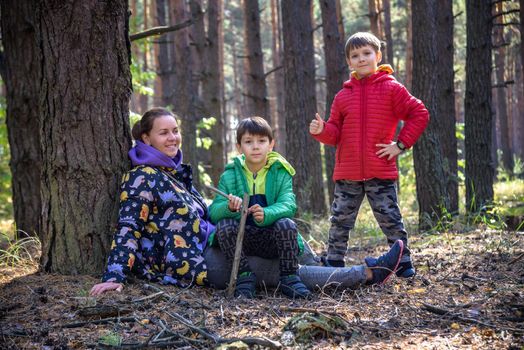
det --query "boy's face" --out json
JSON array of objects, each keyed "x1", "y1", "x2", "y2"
[
  {"x1": 236, "y1": 133, "x2": 275, "y2": 170},
  {"x1": 346, "y1": 44, "x2": 382, "y2": 78}
]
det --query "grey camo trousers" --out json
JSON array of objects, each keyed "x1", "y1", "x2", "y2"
[{"x1": 327, "y1": 178, "x2": 411, "y2": 263}]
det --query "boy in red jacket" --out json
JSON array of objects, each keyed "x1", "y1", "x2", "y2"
[{"x1": 309, "y1": 32, "x2": 429, "y2": 277}]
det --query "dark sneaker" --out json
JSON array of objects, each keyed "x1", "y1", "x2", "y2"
[
  {"x1": 280, "y1": 275, "x2": 312, "y2": 299},
  {"x1": 395, "y1": 260, "x2": 416, "y2": 278},
  {"x1": 320, "y1": 256, "x2": 345, "y2": 267},
  {"x1": 234, "y1": 273, "x2": 256, "y2": 299},
  {"x1": 365, "y1": 240, "x2": 404, "y2": 285}
]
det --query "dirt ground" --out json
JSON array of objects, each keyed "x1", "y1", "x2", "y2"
[{"x1": 1, "y1": 230, "x2": 523, "y2": 349}]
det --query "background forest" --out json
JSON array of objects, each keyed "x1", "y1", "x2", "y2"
[{"x1": 0, "y1": 1, "x2": 523, "y2": 349}]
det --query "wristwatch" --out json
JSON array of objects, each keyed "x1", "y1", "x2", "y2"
[{"x1": 396, "y1": 141, "x2": 406, "y2": 151}]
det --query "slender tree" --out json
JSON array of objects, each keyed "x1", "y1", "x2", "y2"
[
  {"x1": 412, "y1": 0, "x2": 450, "y2": 229},
  {"x1": 368, "y1": 0, "x2": 381, "y2": 37},
  {"x1": 242, "y1": 0, "x2": 269, "y2": 121},
  {"x1": 37, "y1": 0, "x2": 132, "y2": 273},
  {"x1": 270, "y1": 0, "x2": 286, "y2": 154},
  {"x1": 319, "y1": 0, "x2": 348, "y2": 205},
  {"x1": 382, "y1": 0, "x2": 393, "y2": 65},
  {"x1": 465, "y1": 0, "x2": 494, "y2": 212},
  {"x1": 281, "y1": 0, "x2": 325, "y2": 215},
  {"x1": 437, "y1": 0, "x2": 459, "y2": 213},
  {"x1": 156, "y1": 0, "x2": 173, "y2": 107},
  {"x1": 0, "y1": 1, "x2": 42, "y2": 238},
  {"x1": 172, "y1": 0, "x2": 200, "y2": 188},
  {"x1": 494, "y1": 2, "x2": 513, "y2": 174}
]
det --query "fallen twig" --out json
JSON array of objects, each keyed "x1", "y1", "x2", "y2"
[
  {"x1": 508, "y1": 252, "x2": 524, "y2": 265},
  {"x1": 61, "y1": 316, "x2": 139, "y2": 328}
]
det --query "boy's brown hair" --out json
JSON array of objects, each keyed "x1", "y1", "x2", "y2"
[
  {"x1": 344, "y1": 32, "x2": 382, "y2": 58},
  {"x1": 236, "y1": 116, "x2": 273, "y2": 144}
]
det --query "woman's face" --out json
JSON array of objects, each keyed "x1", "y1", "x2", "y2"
[{"x1": 142, "y1": 115, "x2": 181, "y2": 158}]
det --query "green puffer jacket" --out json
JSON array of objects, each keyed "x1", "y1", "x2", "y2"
[{"x1": 208, "y1": 152, "x2": 304, "y2": 252}]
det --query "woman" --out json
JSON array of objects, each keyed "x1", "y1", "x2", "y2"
[{"x1": 91, "y1": 108, "x2": 213, "y2": 296}]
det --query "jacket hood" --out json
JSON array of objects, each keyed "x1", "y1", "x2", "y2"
[
  {"x1": 344, "y1": 64, "x2": 394, "y2": 88},
  {"x1": 228, "y1": 151, "x2": 296, "y2": 176},
  {"x1": 128, "y1": 141, "x2": 183, "y2": 169}
]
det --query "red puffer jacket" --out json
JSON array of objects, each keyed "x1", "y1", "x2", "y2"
[{"x1": 312, "y1": 65, "x2": 429, "y2": 181}]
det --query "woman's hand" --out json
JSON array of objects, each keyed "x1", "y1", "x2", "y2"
[
  {"x1": 228, "y1": 194, "x2": 242, "y2": 212},
  {"x1": 309, "y1": 113, "x2": 324, "y2": 135},
  {"x1": 249, "y1": 204, "x2": 264, "y2": 223},
  {"x1": 376, "y1": 142, "x2": 402, "y2": 160},
  {"x1": 90, "y1": 282, "x2": 123, "y2": 296}
]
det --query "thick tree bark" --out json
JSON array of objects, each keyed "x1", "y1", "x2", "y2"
[
  {"x1": 319, "y1": 0, "x2": 348, "y2": 206},
  {"x1": 0, "y1": 1, "x2": 42, "y2": 238},
  {"x1": 465, "y1": 0, "x2": 494, "y2": 212},
  {"x1": 382, "y1": 0, "x2": 393, "y2": 65},
  {"x1": 156, "y1": 0, "x2": 173, "y2": 107},
  {"x1": 37, "y1": 0, "x2": 132, "y2": 273},
  {"x1": 494, "y1": 2, "x2": 513, "y2": 174},
  {"x1": 281, "y1": 0, "x2": 325, "y2": 215},
  {"x1": 412, "y1": 0, "x2": 450, "y2": 229},
  {"x1": 172, "y1": 0, "x2": 200, "y2": 189},
  {"x1": 242, "y1": 0, "x2": 269, "y2": 121},
  {"x1": 437, "y1": 0, "x2": 459, "y2": 213}
]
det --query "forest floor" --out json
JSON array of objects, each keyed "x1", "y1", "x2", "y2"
[{"x1": 0, "y1": 229, "x2": 523, "y2": 350}]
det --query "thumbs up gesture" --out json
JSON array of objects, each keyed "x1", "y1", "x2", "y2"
[{"x1": 309, "y1": 113, "x2": 325, "y2": 135}]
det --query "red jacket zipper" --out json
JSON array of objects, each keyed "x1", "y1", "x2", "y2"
[{"x1": 360, "y1": 79, "x2": 367, "y2": 180}]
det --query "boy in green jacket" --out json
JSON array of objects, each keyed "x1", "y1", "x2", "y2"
[{"x1": 209, "y1": 116, "x2": 311, "y2": 299}]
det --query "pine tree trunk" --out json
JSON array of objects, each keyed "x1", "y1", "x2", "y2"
[
  {"x1": 382, "y1": 0, "x2": 393, "y2": 65},
  {"x1": 319, "y1": 0, "x2": 348, "y2": 206},
  {"x1": 172, "y1": 0, "x2": 200, "y2": 189},
  {"x1": 37, "y1": 0, "x2": 132, "y2": 273},
  {"x1": 270, "y1": 0, "x2": 286, "y2": 154},
  {"x1": 465, "y1": 0, "x2": 494, "y2": 212},
  {"x1": 139, "y1": 0, "x2": 149, "y2": 114},
  {"x1": 0, "y1": 1, "x2": 42, "y2": 238},
  {"x1": 335, "y1": 0, "x2": 345, "y2": 42},
  {"x1": 156, "y1": 0, "x2": 173, "y2": 106},
  {"x1": 437, "y1": 0, "x2": 458, "y2": 213},
  {"x1": 242, "y1": 0, "x2": 269, "y2": 121},
  {"x1": 206, "y1": 0, "x2": 225, "y2": 185},
  {"x1": 494, "y1": 2, "x2": 513, "y2": 174},
  {"x1": 405, "y1": 0, "x2": 413, "y2": 90},
  {"x1": 412, "y1": 0, "x2": 450, "y2": 229},
  {"x1": 281, "y1": 0, "x2": 325, "y2": 215},
  {"x1": 368, "y1": 0, "x2": 381, "y2": 38}
]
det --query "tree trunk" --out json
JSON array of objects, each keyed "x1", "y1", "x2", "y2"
[
  {"x1": 156, "y1": 0, "x2": 173, "y2": 107},
  {"x1": 139, "y1": 0, "x2": 150, "y2": 114},
  {"x1": 335, "y1": 0, "x2": 345, "y2": 42},
  {"x1": 465, "y1": 0, "x2": 494, "y2": 212},
  {"x1": 319, "y1": 0, "x2": 348, "y2": 207},
  {"x1": 368, "y1": 0, "x2": 381, "y2": 38},
  {"x1": 281, "y1": 0, "x2": 325, "y2": 215},
  {"x1": 0, "y1": 1, "x2": 42, "y2": 238},
  {"x1": 494, "y1": 2, "x2": 513, "y2": 174},
  {"x1": 412, "y1": 0, "x2": 450, "y2": 230},
  {"x1": 37, "y1": 0, "x2": 132, "y2": 273},
  {"x1": 206, "y1": 0, "x2": 226, "y2": 186},
  {"x1": 382, "y1": 0, "x2": 393, "y2": 65},
  {"x1": 270, "y1": 0, "x2": 286, "y2": 154},
  {"x1": 242, "y1": 0, "x2": 269, "y2": 121},
  {"x1": 405, "y1": 0, "x2": 413, "y2": 90},
  {"x1": 172, "y1": 0, "x2": 200, "y2": 189},
  {"x1": 437, "y1": 0, "x2": 458, "y2": 213}
]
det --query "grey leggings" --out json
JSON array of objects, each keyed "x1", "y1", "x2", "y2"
[{"x1": 204, "y1": 245, "x2": 368, "y2": 290}]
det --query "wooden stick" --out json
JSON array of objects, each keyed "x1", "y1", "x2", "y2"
[
  {"x1": 205, "y1": 185, "x2": 229, "y2": 199},
  {"x1": 227, "y1": 192, "x2": 250, "y2": 298}
]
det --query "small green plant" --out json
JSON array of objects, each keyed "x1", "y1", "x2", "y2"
[
  {"x1": 0, "y1": 232, "x2": 41, "y2": 267},
  {"x1": 98, "y1": 332, "x2": 122, "y2": 347}
]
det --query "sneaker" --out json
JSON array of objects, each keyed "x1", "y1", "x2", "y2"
[
  {"x1": 234, "y1": 273, "x2": 256, "y2": 299},
  {"x1": 365, "y1": 240, "x2": 404, "y2": 285},
  {"x1": 279, "y1": 275, "x2": 312, "y2": 299},
  {"x1": 395, "y1": 260, "x2": 416, "y2": 278}
]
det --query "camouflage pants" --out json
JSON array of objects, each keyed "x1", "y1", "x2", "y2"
[{"x1": 327, "y1": 179, "x2": 410, "y2": 262}]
